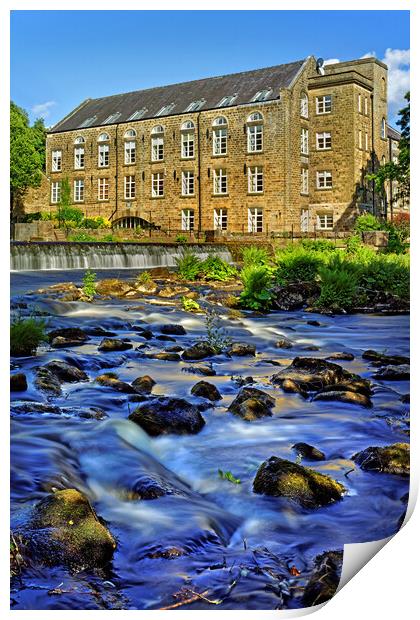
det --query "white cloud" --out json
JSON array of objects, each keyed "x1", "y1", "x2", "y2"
[
  {"x1": 360, "y1": 51, "x2": 376, "y2": 59},
  {"x1": 382, "y1": 48, "x2": 410, "y2": 114},
  {"x1": 31, "y1": 100, "x2": 56, "y2": 119},
  {"x1": 323, "y1": 58, "x2": 340, "y2": 66}
]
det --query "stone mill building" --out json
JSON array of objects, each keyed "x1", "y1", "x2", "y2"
[{"x1": 26, "y1": 55, "x2": 398, "y2": 234}]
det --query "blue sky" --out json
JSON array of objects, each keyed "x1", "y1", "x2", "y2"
[{"x1": 10, "y1": 10, "x2": 410, "y2": 127}]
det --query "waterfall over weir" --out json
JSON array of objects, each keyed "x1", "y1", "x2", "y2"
[{"x1": 10, "y1": 242, "x2": 233, "y2": 271}]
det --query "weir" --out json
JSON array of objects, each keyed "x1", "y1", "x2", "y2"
[{"x1": 10, "y1": 242, "x2": 233, "y2": 271}]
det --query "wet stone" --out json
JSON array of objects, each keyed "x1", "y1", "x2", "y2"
[
  {"x1": 132, "y1": 375, "x2": 156, "y2": 394},
  {"x1": 191, "y1": 380, "x2": 222, "y2": 401},
  {"x1": 164, "y1": 345, "x2": 183, "y2": 353},
  {"x1": 374, "y1": 364, "x2": 410, "y2": 380},
  {"x1": 10, "y1": 373, "x2": 28, "y2": 392},
  {"x1": 183, "y1": 363, "x2": 216, "y2": 377},
  {"x1": 302, "y1": 550, "x2": 343, "y2": 607},
  {"x1": 146, "y1": 352, "x2": 181, "y2": 361},
  {"x1": 282, "y1": 378, "x2": 308, "y2": 398},
  {"x1": 98, "y1": 338, "x2": 133, "y2": 352},
  {"x1": 47, "y1": 328, "x2": 89, "y2": 348},
  {"x1": 312, "y1": 390, "x2": 372, "y2": 408},
  {"x1": 292, "y1": 442, "x2": 326, "y2": 461},
  {"x1": 229, "y1": 387, "x2": 275, "y2": 421},
  {"x1": 227, "y1": 342, "x2": 256, "y2": 356},
  {"x1": 352, "y1": 443, "x2": 409, "y2": 476},
  {"x1": 42, "y1": 360, "x2": 89, "y2": 383},
  {"x1": 362, "y1": 349, "x2": 410, "y2": 366},
  {"x1": 326, "y1": 352, "x2": 355, "y2": 361},
  {"x1": 155, "y1": 335, "x2": 177, "y2": 342},
  {"x1": 181, "y1": 341, "x2": 216, "y2": 361},
  {"x1": 275, "y1": 337, "x2": 294, "y2": 349},
  {"x1": 128, "y1": 397, "x2": 206, "y2": 436},
  {"x1": 95, "y1": 374, "x2": 136, "y2": 393},
  {"x1": 159, "y1": 324, "x2": 187, "y2": 335},
  {"x1": 253, "y1": 456, "x2": 346, "y2": 508},
  {"x1": 35, "y1": 368, "x2": 62, "y2": 396},
  {"x1": 133, "y1": 326, "x2": 154, "y2": 340}
]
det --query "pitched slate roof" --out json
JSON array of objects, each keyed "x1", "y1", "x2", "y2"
[
  {"x1": 387, "y1": 124, "x2": 401, "y2": 141},
  {"x1": 51, "y1": 59, "x2": 306, "y2": 132}
]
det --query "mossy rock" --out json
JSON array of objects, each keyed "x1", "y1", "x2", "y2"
[
  {"x1": 352, "y1": 443, "x2": 409, "y2": 476},
  {"x1": 43, "y1": 360, "x2": 88, "y2": 383},
  {"x1": 181, "y1": 341, "x2": 217, "y2": 361},
  {"x1": 35, "y1": 368, "x2": 62, "y2": 396},
  {"x1": 302, "y1": 550, "x2": 343, "y2": 606},
  {"x1": 253, "y1": 456, "x2": 346, "y2": 508},
  {"x1": 292, "y1": 442, "x2": 325, "y2": 461},
  {"x1": 191, "y1": 380, "x2": 222, "y2": 401},
  {"x1": 129, "y1": 397, "x2": 206, "y2": 436},
  {"x1": 132, "y1": 375, "x2": 156, "y2": 394},
  {"x1": 312, "y1": 390, "x2": 372, "y2": 408},
  {"x1": 95, "y1": 373, "x2": 136, "y2": 393},
  {"x1": 10, "y1": 373, "x2": 28, "y2": 392},
  {"x1": 98, "y1": 338, "x2": 133, "y2": 352},
  {"x1": 27, "y1": 489, "x2": 116, "y2": 569},
  {"x1": 229, "y1": 387, "x2": 275, "y2": 421}
]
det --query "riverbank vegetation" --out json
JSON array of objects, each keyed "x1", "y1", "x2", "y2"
[{"x1": 10, "y1": 315, "x2": 48, "y2": 356}]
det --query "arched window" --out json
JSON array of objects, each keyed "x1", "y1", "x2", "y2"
[
  {"x1": 181, "y1": 121, "x2": 195, "y2": 158},
  {"x1": 74, "y1": 136, "x2": 85, "y2": 144},
  {"x1": 212, "y1": 116, "x2": 228, "y2": 127},
  {"x1": 247, "y1": 112, "x2": 263, "y2": 153},
  {"x1": 300, "y1": 92, "x2": 309, "y2": 118},
  {"x1": 124, "y1": 128, "x2": 136, "y2": 138},
  {"x1": 98, "y1": 132, "x2": 110, "y2": 142},
  {"x1": 181, "y1": 120, "x2": 195, "y2": 130},
  {"x1": 212, "y1": 117, "x2": 228, "y2": 156},
  {"x1": 151, "y1": 125, "x2": 164, "y2": 161},
  {"x1": 381, "y1": 117, "x2": 386, "y2": 139}
]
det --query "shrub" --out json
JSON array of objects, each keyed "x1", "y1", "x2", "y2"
[
  {"x1": 181, "y1": 296, "x2": 200, "y2": 312},
  {"x1": 354, "y1": 213, "x2": 383, "y2": 233},
  {"x1": 202, "y1": 309, "x2": 232, "y2": 353},
  {"x1": 100, "y1": 233, "x2": 118, "y2": 242},
  {"x1": 300, "y1": 239, "x2": 337, "y2": 252},
  {"x1": 345, "y1": 234, "x2": 363, "y2": 255},
  {"x1": 10, "y1": 316, "x2": 48, "y2": 356},
  {"x1": 316, "y1": 256, "x2": 359, "y2": 311},
  {"x1": 241, "y1": 246, "x2": 271, "y2": 268},
  {"x1": 357, "y1": 254, "x2": 409, "y2": 300},
  {"x1": 275, "y1": 247, "x2": 323, "y2": 284},
  {"x1": 82, "y1": 269, "x2": 96, "y2": 299},
  {"x1": 239, "y1": 265, "x2": 273, "y2": 311},
  {"x1": 200, "y1": 256, "x2": 237, "y2": 281},
  {"x1": 80, "y1": 216, "x2": 111, "y2": 229},
  {"x1": 175, "y1": 251, "x2": 202, "y2": 280},
  {"x1": 68, "y1": 233, "x2": 97, "y2": 242},
  {"x1": 175, "y1": 234, "x2": 188, "y2": 244},
  {"x1": 60, "y1": 205, "x2": 84, "y2": 227}
]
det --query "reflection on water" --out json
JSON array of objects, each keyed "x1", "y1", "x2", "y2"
[{"x1": 10, "y1": 270, "x2": 409, "y2": 610}]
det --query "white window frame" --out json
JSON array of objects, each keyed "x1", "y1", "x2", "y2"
[
  {"x1": 156, "y1": 103, "x2": 175, "y2": 117},
  {"x1": 300, "y1": 93, "x2": 309, "y2": 118},
  {"x1": 181, "y1": 170, "x2": 195, "y2": 196},
  {"x1": 98, "y1": 143, "x2": 109, "y2": 167},
  {"x1": 217, "y1": 94, "x2": 237, "y2": 107},
  {"x1": 124, "y1": 175, "x2": 136, "y2": 200},
  {"x1": 213, "y1": 168, "x2": 228, "y2": 195},
  {"x1": 74, "y1": 179, "x2": 84, "y2": 202},
  {"x1": 52, "y1": 150, "x2": 62, "y2": 172},
  {"x1": 381, "y1": 118, "x2": 386, "y2": 139},
  {"x1": 316, "y1": 131, "x2": 332, "y2": 150},
  {"x1": 181, "y1": 130, "x2": 195, "y2": 159},
  {"x1": 358, "y1": 94, "x2": 362, "y2": 113},
  {"x1": 301, "y1": 128, "x2": 309, "y2": 155},
  {"x1": 181, "y1": 209, "x2": 195, "y2": 231},
  {"x1": 98, "y1": 178, "x2": 109, "y2": 201},
  {"x1": 51, "y1": 181, "x2": 61, "y2": 204},
  {"x1": 251, "y1": 89, "x2": 272, "y2": 102},
  {"x1": 365, "y1": 132, "x2": 369, "y2": 151},
  {"x1": 124, "y1": 140, "x2": 136, "y2": 164},
  {"x1": 213, "y1": 126, "x2": 227, "y2": 156},
  {"x1": 316, "y1": 170, "x2": 333, "y2": 189},
  {"x1": 248, "y1": 207, "x2": 263, "y2": 233},
  {"x1": 317, "y1": 213, "x2": 334, "y2": 230},
  {"x1": 151, "y1": 135, "x2": 164, "y2": 161},
  {"x1": 74, "y1": 146, "x2": 85, "y2": 169},
  {"x1": 358, "y1": 130, "x2": 363, "y2": 149},
  {"x1": 301, "y1": 168, "x2": 309, "y2": 195},
  {"x1": 248, "y1": 166, "x2": 264, "y2": 193},
  {"x1": 214, "y1": 208, "x2": 228, "y2": 231},
  {"x1": 316, "y1": 95, "x2": 332, "y2": 114},
  {"x1": 152, "y1": 172, "x2": 164, "y2": 197},
  {"x1": 364, "y1": 96, "x2": 368, "y2": 115},
  {"x1": 247, "y1": 124, "x2": 263, "y2": 153}
]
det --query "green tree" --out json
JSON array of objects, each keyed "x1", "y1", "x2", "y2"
[
  {"x1": 369, "y1": 92, "x2": 410, "y2": 209},
  {"x1": 10, "y1": 102, "x2": 45, "y2": 222}
]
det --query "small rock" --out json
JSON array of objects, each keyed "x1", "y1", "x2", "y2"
[
  {"x1": 229, "y1": 387, "x2": 275, "y2": 421},
  {"x1": 253, "y1": 456, "x2": 346, "y2": 508},
  {"x1": 98, "y1": 338, "x2": 133, "y2": 352},
  {"x1": 35, "y1": 368, "x2": 62, "y2": 396},
  {"x1": 374, "y1": 365, "x2": 410, "y2": 380},
  {"x1": 362, "y1": 350, "x2": 409, "y2": 366},
  {"x1": 181, "y1": 341, "x2": 216, "y2": 361},
  {"x1": 84, "y1": 326, "x2": 117, "y2": 337},
  {"x1": 43, "y1": 360, "x2": 88, "y2": 383},
  {"x1": 227, "y1": 342, "x2": 256, "y2": 356},
  {"x1": 275, "y1": 337, "x2": 293, "y2": 349},
  {"x1": 10, "y1": 373, "x2": 27, "y2": 392},
  {"x1": 183, "y1": 363, "x2": 216, "y2": 377},
  {"x1": 326, "y1": 352, "x2": 355, "y2": 361},
  {"x1": 313, "y1": 390, "x2": 372, "y2": 408},
  {"x1": 129, "y1": 397, "x2": 205, "y2": 436},
  {"x1": 352, "y1": 443, "x2": 409, "y2": 476},
  {"x1": 127, "y1": 475, "x2": 182, "y2": 500},
  {"x1": 159, "y1": 324, "x2": 187, "y2": 335},
  {"x1": 95, "y1": 279, "x2": 133, "y2": 297},
  {"x1": 146, "y1": 546, "x2": 185, "y2": 560},
  {"x1": 155, "y1": 335, "x2": 176, "y2": 342},
  {"x1": 271, "y1": 283, "x2": 320, "y2": 311},
  {"x1": 307, "y1": 320, "x2": 322, "y2": 327},
  {"x1": 191, "y1": 381, "x2": 222, "y2": 401},
  {"x1": 302, "y1": 551, "x2": 343, "y2": 606},
  {"x1": 95, "y1": 374, "x2": 136, "y2": 393},
  {"x1": 400, "y1": 393, "x2": 410, "y2": 404},
  {"x1": 165, "y1": 345, "x2": 183, "y2": 353},
  {"x1": 158, "y1": 285, "x2": 190, "y2": 298},
  {"x1": 292, "y1": 442, "x2": 326, "y2": 461},
  {"x1": 146, "y1": 352, "x2": 181, "y2": 361},
  {"x1": 132, "y1": 375, "x2": 156, "y2": 394},
  {"x1": 134, "y1": 326, "x2": 154, "y2": 340},
  {"x1": 136, "y1": 281, "x2": 158, "y2": 294},
  {"x1": 231, "y1": 375, "x2": 254, "y2": 387},
  {"x1": 48, "y1": 327, "x2": 89, "y2": 348}
]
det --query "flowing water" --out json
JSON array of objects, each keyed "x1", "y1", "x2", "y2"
[{"x1": 10, "y1": 270, "x2": 410, "y2": 610}]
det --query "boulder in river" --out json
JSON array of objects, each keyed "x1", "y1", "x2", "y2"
[
  {"x1": 95, "y1": 278, "x2": 133, "y2": 297},
  {"x1": 352, "y1": 443, "x2": 409, "y2": 476},
  {"x1": 325, "y1": 352, "x2": 355, "y2": 361},
  {"x1": 282, "y1": 378, "x2": 308, "y2": 398},
  {"x1": 253, "y1": 456, "x2": 346, "y2": 508},
  {"x1": 292, "y1": 442, "x2": 326, "y2": 461},
  {"x1": 47, "y1": 327, "x2": 89, "y2": 348},
  {"x1": 270, "y1": 282, "x2": 320, "y2": 311},
  {"x1": 181, "y1": 341, "x2": 216, "y2": 360},
  {"x1": 362, "y1": 349, "x2": 409, "y2": 366},
  {"x1": 95, "y1": 373, "x2": 136, "y2": 393},
  {"x1": 229, "y1": 387, "x2": 275, "y2": 421},
  {"x1": 312, "y1": 390, "x2": 372, "y2": 408},
  {"x1": 43, "y1": 360, "x2": 88, "y2": 383},
  {"x1": 10, "y1": 373, "x2": 28, "y2": 392},
  {"x1": 271, "y1": 357, "x2": 371, "y2": 395},
  {"x1": 35, "y1": 368, "x2": 62, "y2": 396},
  {"x1": 182, "y1": 363, "x2": 216, "y2": 376},
  {"x1": 227, "y1": 342, "x2": 256, "y2": 356},
  {"x1": 132, "y1": 375, "x2": 156, "y2": 394},
  {"x1": 136, "y1": 281, "x2": 158, "y2": 295},
  {"x1": 24, "y1": 489, "x2": 116, "y2": 569},
  {"x1": 146, "y1": 352, "x2": 181, "y2": 361},
  {"x1": 191, "y1": 380, "x2": 222, "y2": 401},
  {"x1": 373, "y1": 364, "x2": 410, "y2": 380},
  {"x1": 302, "y1": 550, "x2": 343, "y2": 606},
  {"x1": 158, "y1": 285, "x2": 190, "y2": 298},
  {"x1": 128, "y1": 397, "x2": 206, "y2": 436},
  {"x1": 98, "y1": 338, "x2": 133, "y2": 352},
  {"x1": 159, "y1": 324, "x2": 187, "y2": 335},
  {"x1": 275, "y1": 337, "x2": 294, "y2": 349}
]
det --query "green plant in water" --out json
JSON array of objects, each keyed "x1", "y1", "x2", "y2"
[
  {"x1": 181, "y1": 296, "x2": 200, "y2": 312},
  {"x1": 82, "y1": 269, "x2": 97, "y2": 299},
  {"x1": 241, "y1": 246, "x2": 271, "y2": 268},
  {"x1": 136, "y1": 271, "x2": 152, "y2": 284},
  {"x1": 10, "y1": 315, "x2": 48, "y2": 356},
  {"x1": 239, "y1": 265, "x2": 273, "y2": 311},
  {"x1": 200, "y1": 256, "x2": 237, "y2": 281},
  {"x1": 218, "y1": 469, "x2": 241, "y2": 484},
  {"x1": 175, "y1": 250, "x2": 202, "y2": 280},
  {"x1": 202, "y1": 309, "x2": 232, "y2": 353}
]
